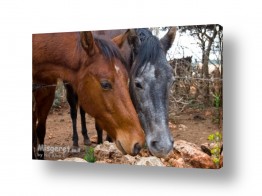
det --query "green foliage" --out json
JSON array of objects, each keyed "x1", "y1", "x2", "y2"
[
  {"x1": 208, "y1": 131, "x2": 222, "y2": 142},
  {"x1": 213, "y1": 93, "x2": 221, "y2": 108},
  {"x1": 212, "y1": 157, "x2": 220, "y2": 165},
  {"x1": 212, "y1": 93, "x2": 221, "y2": 124},
  {"x1": 208, "y1": 134, "x2": 214, "y2": 141},
  {"x1": 83, "y1": 146, "x2": 96, "y2": 163},
  {"x1": 208, "y1": 131, "x2": 222, "y2": 168}
]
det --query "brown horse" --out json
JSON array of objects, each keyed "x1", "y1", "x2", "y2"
[{"x1": 33, "y1": 31, "x2": 145, "y2": 159}]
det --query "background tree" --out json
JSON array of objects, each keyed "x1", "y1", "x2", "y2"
[{"x1": 179, "y1": 24, "x2": 223, "y2": 104}]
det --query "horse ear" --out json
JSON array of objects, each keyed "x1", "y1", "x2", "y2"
[
  {"x1": 127, "y1": 29, "x2": 138, "y2": 45},
  {"x1": 112, "y1": 30, "x2": 129, "y2": 48},
  {"x1": 127, "y1": 29, "x2": 140, "y2": 53},
  {"x1": 80, "y1": 31, "x2": 96, "y2": 56},
  {"x1": 160, "y1": 27, "x2": 177, "y2": 54}
]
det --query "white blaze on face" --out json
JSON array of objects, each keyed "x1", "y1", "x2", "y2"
[
  {"x1": 115, "y1": 65, "x2": 120, "y2": 73},
  {"x1": 147, "y1": 63, "x2": 155, "y2": 79}
]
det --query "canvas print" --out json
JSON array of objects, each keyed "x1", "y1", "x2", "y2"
[{"x1": 32, "y1": 24, "x2": 223, "y2": 169}]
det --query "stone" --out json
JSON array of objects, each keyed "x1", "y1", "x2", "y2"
[
  {"x1": 90, "y1": 135, "x2": 98, "y2": 143},
  {"x1": 201, "y1": 143, "x2": 212, "y2": 156},
  {"x1": 95, "y1": 160, "x2": 107, "y2": 164},
  {"x1": 168, "y1": 122, "x2": 177, "y2": 129},
  {"x1": 201, "y1": 142, "x2": 221, "y2": 152},
  {"x1": 94, "y1": 141, "x2": 122, "y2": 161},
  {"x1": 121, "y1": 155, "x2": 137, "y2": 165},
  {"x1": 174, "y1": 140, "x2": 216, "y2": 169},
  {"x1": 178, "y1": 124, "x2": 187, "y2": 131},
  {"x1": 219, "y1": 154, "x2": 223, "y2": 168},
  {"x1": 135, "y1": 156, "x2": 164, "y2": 167},
  {"x1": 205, "y1": 110, "x2": 212, "y2": 116},
  {"x1": 168, "y1": 158, "x2": 186, "y2": 168},
  {"x1": 58, "y1": 157, "x2": 86, "y2": 162},
  {"x1": 174, "y1": 140, "x2": 200, "y2": 150}
]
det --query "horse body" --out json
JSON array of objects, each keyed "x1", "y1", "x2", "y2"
[
  {"x1": 67, "y1": 28, "x2": 177, "y2": 158},
  {"x1": 33, "y1": 32, "x2": 145, "y2": 158}
]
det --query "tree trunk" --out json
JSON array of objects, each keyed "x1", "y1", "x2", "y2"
[{"x1": 202, "y1": 29, "x2": 218, "y2": 105}]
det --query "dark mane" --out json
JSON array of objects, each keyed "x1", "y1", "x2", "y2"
[
  {"x1": 136, "y1": 36, "x2": 162, "y2": 66},
  {"x1": 94, "y1": 37, "x2": 129, "y2": 71},
  {"x1": 132, "y1": 29, "x2": 163, "y2": 76}
]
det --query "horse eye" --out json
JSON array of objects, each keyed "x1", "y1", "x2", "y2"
[
  {"x1": 100, "y1": 81, "x2": 112, "y2": 90},
  {"x1": 135, "y1": 82, "x2": 143, "y2": 89}
]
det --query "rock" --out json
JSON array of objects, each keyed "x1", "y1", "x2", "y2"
[
  {"x1": 90, "y1": 135, "x2": 98, "y2": 143},
  {"x1": 174, "y1": 140, "x2": 216, "y2": 169},
  {"x1": 58, "y1": 157, "x2": 86, "y2": 162},
  {"x1": 174, "y1": 140, "x2": 200, "y2": 150},
  {"x1": 135, "y1": 156, "x2": 164, "y2": 167},
  {"x1": 219, "y1": 154, "x2": 223, "y2": 168},
  {"x1": 168, "y1": 158, "x2": 187, "y2": 168},
  {"x1": 95, "y1": 160, "x2": 107, "y2": 164},
  {"x1": 138, "y1": 148, "x2": 150, "y2": 157},
  {"x1": 168, "y1": 122, "x2": 177, "y2": 129},
  {"x1": 48, "y1": 133, "x2": 53, "y2": 139},
  {"x1": 94, "y1": 141, "x2": 122, "y2": 161},
  {"x1": 178, "y1": 124, "x2": 187, "y2": 131},
  {"x1": 122, "y1": 155, "x2": 137, "y2": 165},
  {"x1": 201, "y1": 143, "x2": 212, "y2": 156},
  {"x1": 201, "y1": 142, "x2": 223, "y2": 155},
  {"x1": 205, "y1": 110, "x2": 212, "y2": 116},
  {"x1": 189, "y1": 155, "x2": 215, "y2": 169}
]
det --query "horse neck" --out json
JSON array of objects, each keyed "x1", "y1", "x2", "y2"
[
  {"x1": 33, "y1": 32, "x2": 89, "y2": 87},
  {"x1": 33, "y1": 63, "x2": 79, "y2": 87}
]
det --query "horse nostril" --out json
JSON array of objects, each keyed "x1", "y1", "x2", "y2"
[
  {"x1": 150, "y1": 140, "x2": 158, "y2": 149},
  {"x1": 148, "y1": 138, "x2": 173, "y2": 157},
  {"x1": 133, "y1": 142, "x2": 141, "y2": 155}
]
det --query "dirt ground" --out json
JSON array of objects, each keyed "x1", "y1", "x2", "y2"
[{"x1": 44, "y1": 102, "x2": 222, "y2": 161}]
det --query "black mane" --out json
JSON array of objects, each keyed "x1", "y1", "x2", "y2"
[
  {"x1": 94, "y1": 37, "x2": 129, "y2": 71},
  {"x1": 131, "y1": 29, "x2": 163, "y2": 76}
]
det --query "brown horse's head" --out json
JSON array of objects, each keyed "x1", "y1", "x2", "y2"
[{"x1": 75, "y1": 32, "x2": 145, "y2": 155}]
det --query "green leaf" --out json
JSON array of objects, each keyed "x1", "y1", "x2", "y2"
[
  {"x1": 84, "y1": 146, "x2": 96, "y2": 163},
  {"x1": 215, "y1": 132, "x2": 222, "y2": 140},
  {"x1": 211, "y1": 148, "x2": 217, "y2": 154},
  {"x1": 208, "y1": 134, "x2": 214, "y2": 141},
  {"x1": 212, "y1": 157, "x2": 220, "y2": 164},
  {"x1": 214, "y1": 136, "x2": 220, "y2": 142}
]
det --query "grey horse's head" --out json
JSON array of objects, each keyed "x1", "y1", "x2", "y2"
[{"x1": 128, "y1": 27, "x2": 177, "y2": 157}]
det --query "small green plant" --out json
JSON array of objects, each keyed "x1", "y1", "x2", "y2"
[
  {"x1": 213, "y1": 93, "x2": 221, "y2": 108},
  {"x1": 208, "y1": 131, "x2": 222, "y2": 168},
  {"x1": 83, "y1": 146, "x2": 96, "y2": 163},
  {"x1": 212, "y1": 93, "x2": 221, "y2": 124}
]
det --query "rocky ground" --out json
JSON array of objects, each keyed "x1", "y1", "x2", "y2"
[
  {"x1": 60, "y1": 140, "x2": 222, "y2": 169},
  {"x1": 44, "y1": 102, "x2": 223, "y2": 169}
]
